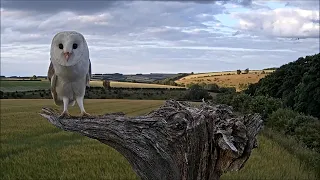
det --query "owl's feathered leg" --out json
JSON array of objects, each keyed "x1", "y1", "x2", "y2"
[
  {"x1": 76, "y1": 96, "x2": 90, "y2": 117},
  {"x1": 59, "y1": 97, "x2": 71, "y2": 118}
]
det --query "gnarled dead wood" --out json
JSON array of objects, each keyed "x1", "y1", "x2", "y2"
[{"x1": 40, "y1": 100, "x2": 263, "y2": 180}]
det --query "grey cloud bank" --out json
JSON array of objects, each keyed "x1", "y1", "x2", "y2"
[
  {"x1": 0, "y1": 0, "x2": 319, "y2": 76},
  {"x1": 1, "y1": 0, "x2": 119, "y2": 13}
]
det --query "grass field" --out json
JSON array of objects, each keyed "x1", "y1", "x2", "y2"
[
  {"x1": 0, "y1": 80, "x2": 185, "y2": 92},
  {"x1": 1, "y1": 99, "x2": 317, "y2": 180},
  {"x1": 0, "y1": 80, "x2": 51, "y2": 92},
  {"x1": 90, "y1": 81, "x2": 185, "y2": 89},
  {"x1": 176, "y1": 70, "x2": 274, "y2": 91}
]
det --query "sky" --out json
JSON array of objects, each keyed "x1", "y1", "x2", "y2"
[{"x1": 1, "y1": 0, "x2": 319, "y2": 76}]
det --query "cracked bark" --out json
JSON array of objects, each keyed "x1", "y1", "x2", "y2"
[{"x1": 40, "y1": 100, "x2": 263, "y2": 180}]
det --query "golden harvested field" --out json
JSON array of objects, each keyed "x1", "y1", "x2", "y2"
[
  {"x1": 90, "y1": 80, "x2": 185, "y2": 89},
  {"x1": 176, "y1": 70, "x2": 274, "y2": 91},
  {"x1": 1, "y1": 99, "x2": 317, "y2": 180}
]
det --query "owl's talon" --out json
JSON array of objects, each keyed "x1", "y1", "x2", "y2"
[
  {"x1": 80, "y1": 112, "x2": 91, "y2": 118},
  {"x1": 59, "y1": 111, "x2": 71, "y2": 119}
]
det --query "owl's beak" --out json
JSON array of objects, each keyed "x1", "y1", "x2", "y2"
[{"x1": 64, "y1": 52, "x2": 71, "y2": 61}]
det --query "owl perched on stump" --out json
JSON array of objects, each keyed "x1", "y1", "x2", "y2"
[{"x1": 47, "y1": 31, "x2": 91, "y2": 118}]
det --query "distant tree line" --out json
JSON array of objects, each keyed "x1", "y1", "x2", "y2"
[
  {"x1": 263, "y1": 67, "x2": 278, "y2": 70},
  {"x1": 186, "y1": 82, "x2": 236, "y2": 93},
  {"x1": 153, "y1": 73, "x2": 190, "y2": 86},
  {"x1": 0, "y1": 85, "x2": 215, "y2": 102},
  {"x1": 0, "y1": 79, "x2": 42, "y2": 81}
]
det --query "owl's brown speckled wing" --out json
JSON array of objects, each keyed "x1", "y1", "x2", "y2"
[
  {"x1": 47, "y1": 61, "x2": 54, "y2": 82},
  {"x1": 47, "y1": 61, "x2": 62, "y2": 106},
  {"x1": 86, "y1": 59, "x2": 92, "y2": 87}
]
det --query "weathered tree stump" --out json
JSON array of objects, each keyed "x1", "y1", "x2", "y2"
[{"x1": 40, "y1": 100, "x2": 263, "y2": 180}]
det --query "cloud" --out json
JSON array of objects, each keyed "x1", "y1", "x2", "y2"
[
  {"x1": 232, "y1": 7, "x2": 320, "y2": 38},
  {"x1": 1, "y1": 28, "x2": 45, "y2": 43},
  {"x1": 1, "y1": 0, "x2": 120, "y2": 13},
  {"x1": 38, "y1": 11, "x2": 112, "y2": 29},
  {"x1": 284, "y1": 0, "x2": 319, "y2": 10},
  {"x1": 0, "y1": 8, "x2": 114, "y2": 44},
  {"x1": 0, "y1": 0, "x2": 319, "y2": 76},
  {"x1": 1, "y1": 0, "x2": 253, "y2": 14},
  {"x1": 1, "y1": 1, "x2": 226, "y2": 43}
]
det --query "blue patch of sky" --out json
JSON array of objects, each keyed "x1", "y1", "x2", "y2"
[
  {"x1": 213, "y1": 3, "x2": 250, "y2": 28},
  {"x1": 211, "y1": 1, "x2": 288, "y2": 35},
  {"x1": 214, "y1": 14, "x2": 237, "y2": 27},
  {"x1": 215, "y1": 1, "x2": 288, "y2": 28},
  {"x1": 263, "y1": 1, "x2": 287, "y2": 9}
]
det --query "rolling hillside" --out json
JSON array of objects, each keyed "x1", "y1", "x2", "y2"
[{"x1": 175, "y1": 70, "x2": 274, "y2": 91}]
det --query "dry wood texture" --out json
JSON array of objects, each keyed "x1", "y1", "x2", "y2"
[{"x1": 40, "y1": 100, "x2": 263, "y2": 180}]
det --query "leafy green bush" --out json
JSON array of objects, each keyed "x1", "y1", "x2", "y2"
[
  {"x1": 249, "y1": 96, "x2": 282, "y2": 119},
  {"x1": 219, "y1": 87, "x2": 236, "y2": 94},
  {"x1": 216, "y1": 93, "x2": 282, "y2": 118},
  {"x1": 294, "y1": 118, "x2": 320, "y2": 152},
  {"x1": 267, "y1": 108, "x2": 298, "y2": 132},
  {"x1": 294, "y1": 64, "x2": 320, "y2": 118},
  {"x1": 204, "y1": 83, "x2": 220, "y2": 92},
  {"x1": 184, "y1": 84, "x2": 212, "y2": 101},
  {"x1": 267, "y1": 108, "x2": 320, "y2": 152},
  {"x1": 230, "y1": 93, "x2": 252, "y2": 113},
  {"x1": 215, "y1": 92, "x2": 236, "y2": 105}
]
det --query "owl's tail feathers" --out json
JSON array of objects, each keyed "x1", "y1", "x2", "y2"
[
  {"x1": 52, "y1": 96, "x2": 75, "y2": 106},
  {"x1": 70, "y1": 100, "x2": 76, "y2": 106}
]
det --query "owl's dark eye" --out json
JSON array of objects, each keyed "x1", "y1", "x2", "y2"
[
  {"x1": 73, "y1": 43, "x2": 78, "y2": 49},
  {"x1": 58, "y1": 43, "x2": 63, "y2": 49}
]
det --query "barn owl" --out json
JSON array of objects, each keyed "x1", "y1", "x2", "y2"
[{"x1": 47, "y1": 31, "x2": 91, "y2": 118}]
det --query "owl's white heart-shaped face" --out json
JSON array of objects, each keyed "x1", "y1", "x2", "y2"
[{"x1": 50, "y1": 31, "x2": 89, "y2": 66}]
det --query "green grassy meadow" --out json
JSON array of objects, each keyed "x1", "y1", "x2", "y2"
[
  {"x1": 0, "y1": 80, "x2": 184, "y2": 92},
  {"x1": 0, "y1": 80, "x2": 51, "y2": 92},
  {"x1": 1, "y1": 99, "x2": 318, "y2": 180}
]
